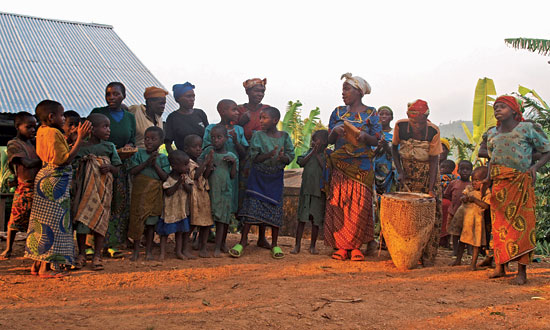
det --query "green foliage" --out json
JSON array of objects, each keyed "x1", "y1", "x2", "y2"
[
  {"x1": 505, "y1": 38, "x2": 550, "y2": 56},
  {"x1": 448, "y1": 137, "x2": 475, "y2": 162},
  {"x1": 280, "y1": 101, "x2": 325, "y2": 169}
]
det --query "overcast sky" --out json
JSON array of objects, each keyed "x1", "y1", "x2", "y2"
[{"x1": 3, "y1": 0, "x2": 550, "y2": 125}]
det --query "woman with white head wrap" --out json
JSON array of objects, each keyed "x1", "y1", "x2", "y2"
[{"x1": 324, "y1": 73, "x2": 381, "y2": 261}]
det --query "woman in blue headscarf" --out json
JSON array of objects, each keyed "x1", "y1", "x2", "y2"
[{"x1": 164, "y1": 82, "x2": 209, "y2": 152}]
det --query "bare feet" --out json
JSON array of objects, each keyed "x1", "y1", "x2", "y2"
[
  {"x1": 450, "y1": 259, "x2": 462, "y2": 266},
  {"x1": 309, "y1": 246, "x2": 319, "y2": 255},
  {"x1": 183, "y1": 250, "x2": 197, "y2": 260},
  {"x1": 220, "y1": 244, "x2": 229, "y2": 253},
  {"x1": 213, "y1": 249, "x2": 222, "y2": 258},
  {"x1": 145, "y1": 253, "x2": 154, "y2": 261},
  {"x1": 513, "y1": 273, "x2": 527, "y2": 285},
  {"x1": 470, "y1": 263, "x2": 477, "y2": 271},
  {"x1": 199, "y1": 248, "x2": 210, "y2": 258},
  {"x1": 364, "y1": 240, "x2": 378, "y2": 256},
  {"x1": 192, "y1": 237, "x2": 200, "y2": 250},
  {"x1": 478, "y1": 256, "x2": 493, "y2": 268},
  {"x1": 290, "y1": 246, "x2": 300, "y2": 254},
  {"x1": 158, "y1": 254, "x2": 165, "y2": 262},
  {"x1": 257, "y1": 237, "x2": 271, "y2": 250},
  {"x1": 0, "y1": 249, "x2": 12, "y2": 260},
  {"x1": 489, "y1": 265, "x2": 506, "y2": 279},
  {"x1": 130, "y1": 250, "x2": 139, "y2": 262}
]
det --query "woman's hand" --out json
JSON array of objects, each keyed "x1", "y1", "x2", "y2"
[{"x1": 528, "y1": 166, "x2": 538, "y2": 186}]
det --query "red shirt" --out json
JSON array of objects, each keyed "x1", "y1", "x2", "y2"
[{"x1": 237, "y1": 104, "x2": 270, "y2": 141}]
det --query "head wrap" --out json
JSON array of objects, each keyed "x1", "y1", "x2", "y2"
[
  {"x1": 341, "y1": 72, "x2": 371, "y2": 96},
  {"x1": 377, "y1": 105, "x2": 393, "y2": 116},
  {"x1": 243, "y1": 78, "x2": 267, "y2": 90},
  {"x1": 407, "y1": 99, "x2": 430, "y2": 118},
  {"x1": 440, "y1": 138, "x2": 450, "y2": 151},
  {"x1": 494, "y1": 95, "x2": 524, "y2": 121},
  {"x1": 172, "y1": 82, "x2": 195, "y2": 101},
  {"x1": 144, "y1": 86, "x2": 168, "y2": 99}
]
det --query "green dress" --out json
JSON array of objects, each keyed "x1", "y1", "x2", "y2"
[
  {"x1": 200, "y1": 146, "x2": 238, "y2": 224},
  {"x1": 297, "y1": 149, "x2": 326, "y2": 226},
  {"x1": 90, "y1": 107, "x2": 136, "y2": 149}
]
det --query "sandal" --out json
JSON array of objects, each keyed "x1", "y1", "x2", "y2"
[
  {"x1": 85, "y1": 248, "x2": 94, "y2": 260},
  {"x1": 350, "y1": 249, "x2": 365, "y2": 261},
  {"x1": 107, "y1": 248, "x2": 123, "y2": 259},
  {"x1": 73, "y1": 255, "x2": 87, "y2": 270},
  {"x1": 332, "y1": 249, "x2": 348, "y2": 261},
  {"x1": 229, "y1": 244, "x2": 244, "y2": 258},
  {"x1": 91, "y1": 257, "x2": 104, "y2": 271},
  {"x1": 271, "y1": 246, "x2": 284, "y2": 259},
  {"x1": 39, "y1": 271, "x2": 68, "y2": 279}
]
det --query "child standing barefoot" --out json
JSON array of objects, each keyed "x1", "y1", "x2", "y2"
[
  {"x1": 25, "y1": 100, "x2": 91, "y2": 277},
  {"x1": 486, "y1": 95, "x2": 550, "y2": 285},
  {"x1": 157, "y1": 150, "x2": 192, "y2": 261},
  {"x1": 291, "y1": 130, "x2": 328, "y2": 255},
  {"x1": 444, "y1": 160, "x2": 473, "y2": 257},
  {"x1": 230, "y1": 107, "x2": 295, "y2": 259},
  {"x1": 200, "y1": 125, "x2": 238, "y2": 257},
  {"x1": 1, "y1": 112, "x2": 41, "y2": 259},
  {"x1": 72, "y1": 114, "x2": 121, "y2": 271},
  {"x1": 184, "y1": 134, "x2": 214, "y2": 258},
  {"x1": 128, "y1": 126, "x2": 170, "y2": 261},
  {"x1": 450, "y1": 166, "x2": 490, "y2": 270}
]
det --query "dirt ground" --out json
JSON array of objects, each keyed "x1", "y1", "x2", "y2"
[{"x1": 1, "y1": 234, "x2": 550, "y2": 330}]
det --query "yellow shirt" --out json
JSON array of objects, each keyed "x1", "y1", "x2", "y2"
[
  {"x1": 36, "y1": 126, "x2": 70, "y2": 165},
  {"x1": 128, "y1": 104, "x2": 163, "y2": 149}
]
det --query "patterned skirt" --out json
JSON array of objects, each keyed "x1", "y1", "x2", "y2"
[
  {"x1": 7, "y1": 182, "x2": 34, "y2": 232},
  {"x1": 104, "y1": 161, "x2": 131, "y2": 248},
  {"x1": 25, "y1": 164, "x2": 74, "y2": 265},
  {"x1": 324, "y1": 169, "x2": 374, "y2": 250}
]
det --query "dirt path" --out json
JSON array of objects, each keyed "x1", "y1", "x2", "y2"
[{"x1": 1, "y1": 234, "x2": 550, "y2": 329}]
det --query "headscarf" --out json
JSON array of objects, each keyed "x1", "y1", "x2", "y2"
[
  {"x1": 377, "y1": 105, "x2": 393, "y2": 116},
  {"x1": 340, "y1": 72, "x2": 371, "y2": 95},
  {"x1": 144, "y1": 86, "x2": 168, "y2": 99},
  {"x1": 243, "y1": 78, "x2": 267, "y2": 90},
  {"x1": 407, "y1": 99, "x2": 430, "y2": 118},
  {"x1": 440, "y1": 138, "x2": 450, "y2": 151},
  {"x1": 494, "y1": 95, "x2": 524, "y2": 122},
  {"x1": 172, "y1": 82, "x2": 195, "y2": 101}
]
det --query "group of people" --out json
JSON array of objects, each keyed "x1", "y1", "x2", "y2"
[{"x1": 1, "y1": 73, "x2": 549, "y2": 285}]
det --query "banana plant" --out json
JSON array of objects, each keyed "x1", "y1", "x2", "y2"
[{"x1": 505, "y1": 38, "x2": 550, "y2": 56}]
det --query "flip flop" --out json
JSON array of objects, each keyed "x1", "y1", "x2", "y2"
[
  {"x1": 229, "y1": 244, "x2": 244, "y2": 258},
  {"x1": 271, "y1": 246, "x2": 284, "y2": 259},
  {"x1": 73, "y1": 255, "x2": 87, "y2": 270},
  {"x1": 91, "y1": 257, "x2": 104, "y2": 271},
  {"x1": 332, "y1": 249, "x2": 348, "y2": 261},
  {"x1": 350, "y1": 249, "x2": 365, "y2": 261},
  {"x1": 107, "y1": 248, "x2": 123, "y2": 259},
  {"x1": 85, "y1": 248, "x2": 94, "y2": 260}
]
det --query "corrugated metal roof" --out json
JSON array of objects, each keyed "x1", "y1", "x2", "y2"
[{"x1": 0, "y1": 12, "x2": 178, "y2": 118}]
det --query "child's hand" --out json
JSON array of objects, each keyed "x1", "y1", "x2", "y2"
[
  {"x1": 147, "y1": 151, "x2": 158, "y2": 166},
  {"x1": 332, "y1": 124, "x2": 344, "y2": 137},
  {"x1": 277, "y1": 150, "x2": 289, "y2": 163},
  {"x1": 223, "y1": 155, "x2": 236, "y2": 164},
  {"x1": 461, "y1": 196, "x2": 470, "y2": 203},
  {"x1": 206, "y1": 149, "x2": 214, "y2": 164},
  {"x1": 268, "y1": 146, "x2": 279, "y2": 158},
  {"x1": 99, "y1": 164, "x2": 112, "y2": 174},
  {"x1": 76, "y1": 121, "x2": 92, "y2": 140},
  {"x1": 229, "y1": 130, "x2": 238, "y2": 142}
]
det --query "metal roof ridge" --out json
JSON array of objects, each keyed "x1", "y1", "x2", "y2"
[{"x1": 0, "y1": 11, "x2": 113, "y2": 29}]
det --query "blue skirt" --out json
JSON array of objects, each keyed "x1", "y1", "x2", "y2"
[{"x1": 155, "y1": 217, "x2": 190, "y2": 236}]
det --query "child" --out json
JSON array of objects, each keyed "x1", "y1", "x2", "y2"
[
  {"x1": 72, "y1": 113, "x2": 121, "y2": 270},
  {"x1": 291, "y1": 130, "x2": 328, "y2": 255},
  {"x1": 486, "y1": 95, "x2": 550, "y2": 284},
  {"x1": 200, "y1": 125, "x2": 238, "y2": 257},
  {"x1": 203, "y1": 99, "x2": 248, "y2": 214},
  {"x1": 63, "y1": 110, "x2": 81, "y2": 146},
  {"x1": 440, "y1": 159, "x2": 457, "y2": 189},
  {"x1": 157, "y1": 150, "x2": 193, "y2": 261},
  {"x1": 439, "y1": 159, "x2": 457, "y2": 248},
  {"x1": 451, "y1": 166, "x2": 490, "y2": 269},
  {"x1": 25, "y1": 100, "x2": 91, "y2": 277},
  {"x1": 1, "y1": 112, "x2": 41, "y2": 259},
  {"x1": 128, "y1": 126, "x2": 170, "y2": 261},
  {"x1": 444, "y1": 160, "x2": 473, "y2": 257},
  {"x1": 183, "y1": 134, "x2": 214, "y2": 258},
  {"x1": 230, "y1": 107, "x2": 295, "y2": 259}
]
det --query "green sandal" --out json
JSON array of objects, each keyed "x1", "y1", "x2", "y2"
[
  {"x1": 271, "y1": 246, "x2": 284, "y2": 259},
  {"x1": 107, "y1": 248, "x2": 123, "y2": 259},
  {"x1": 229, "y1": 244, "x2": 244, "y2": 258},
  {"x1": 85, "y1": 248, "x2": 94, "y2": 260}
]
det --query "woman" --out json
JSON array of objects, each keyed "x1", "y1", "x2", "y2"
[
  {"x1": 325, "y1": 73, "x2": 381, "y2": 261},
  {"x1": 391, "y1": 99, "x2": 442, "y2": 267},
  {"x1": 236, "y1": 78, "x2": 272, "y2": 249},
  {"x1": 164, "y1": 82, "x2": 209, "y2": 152},
  {"x1": 90, "y1": 82, "x2": 136, "y2": 257},
  {"x1": 374, "y1": 106, "x2": 396, "y2": 195},
  {"x1": 486, "y1": 95, "x2": 550, "y2": 284}
]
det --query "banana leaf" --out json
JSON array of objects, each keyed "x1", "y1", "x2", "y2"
[
  {"x1": 471, "y1": 78, "x2": 497, "y2": 162},
  {"x1": 505, "y1": 38, "x2": 550, "y2": 56},
  {"x1": 301, "y1": 107, "x2": 321, "y2": 150},
  {"x1": 518, "y1": 85, "x2": 549, "y2": 110}
]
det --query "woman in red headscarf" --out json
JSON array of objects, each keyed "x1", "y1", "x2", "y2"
[
  {"x1": 392, "y1": 100, "x2": 443, "y2": 266},
  {"x1": 486, "y1": 95, "x2": 550, "y2": 284}
]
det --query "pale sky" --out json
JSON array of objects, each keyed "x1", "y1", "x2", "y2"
[{"x1": 3, "y1": 0, "x2": 550, "y2": 125}]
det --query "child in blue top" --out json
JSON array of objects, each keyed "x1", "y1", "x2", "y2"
[{"x1": 128, "y1": 126, "x2": 170, "y2": 261}]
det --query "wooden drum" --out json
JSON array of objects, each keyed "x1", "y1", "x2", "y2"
[{"x1": 380, "y1": 192, "x2": 435, "y2": 270}]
